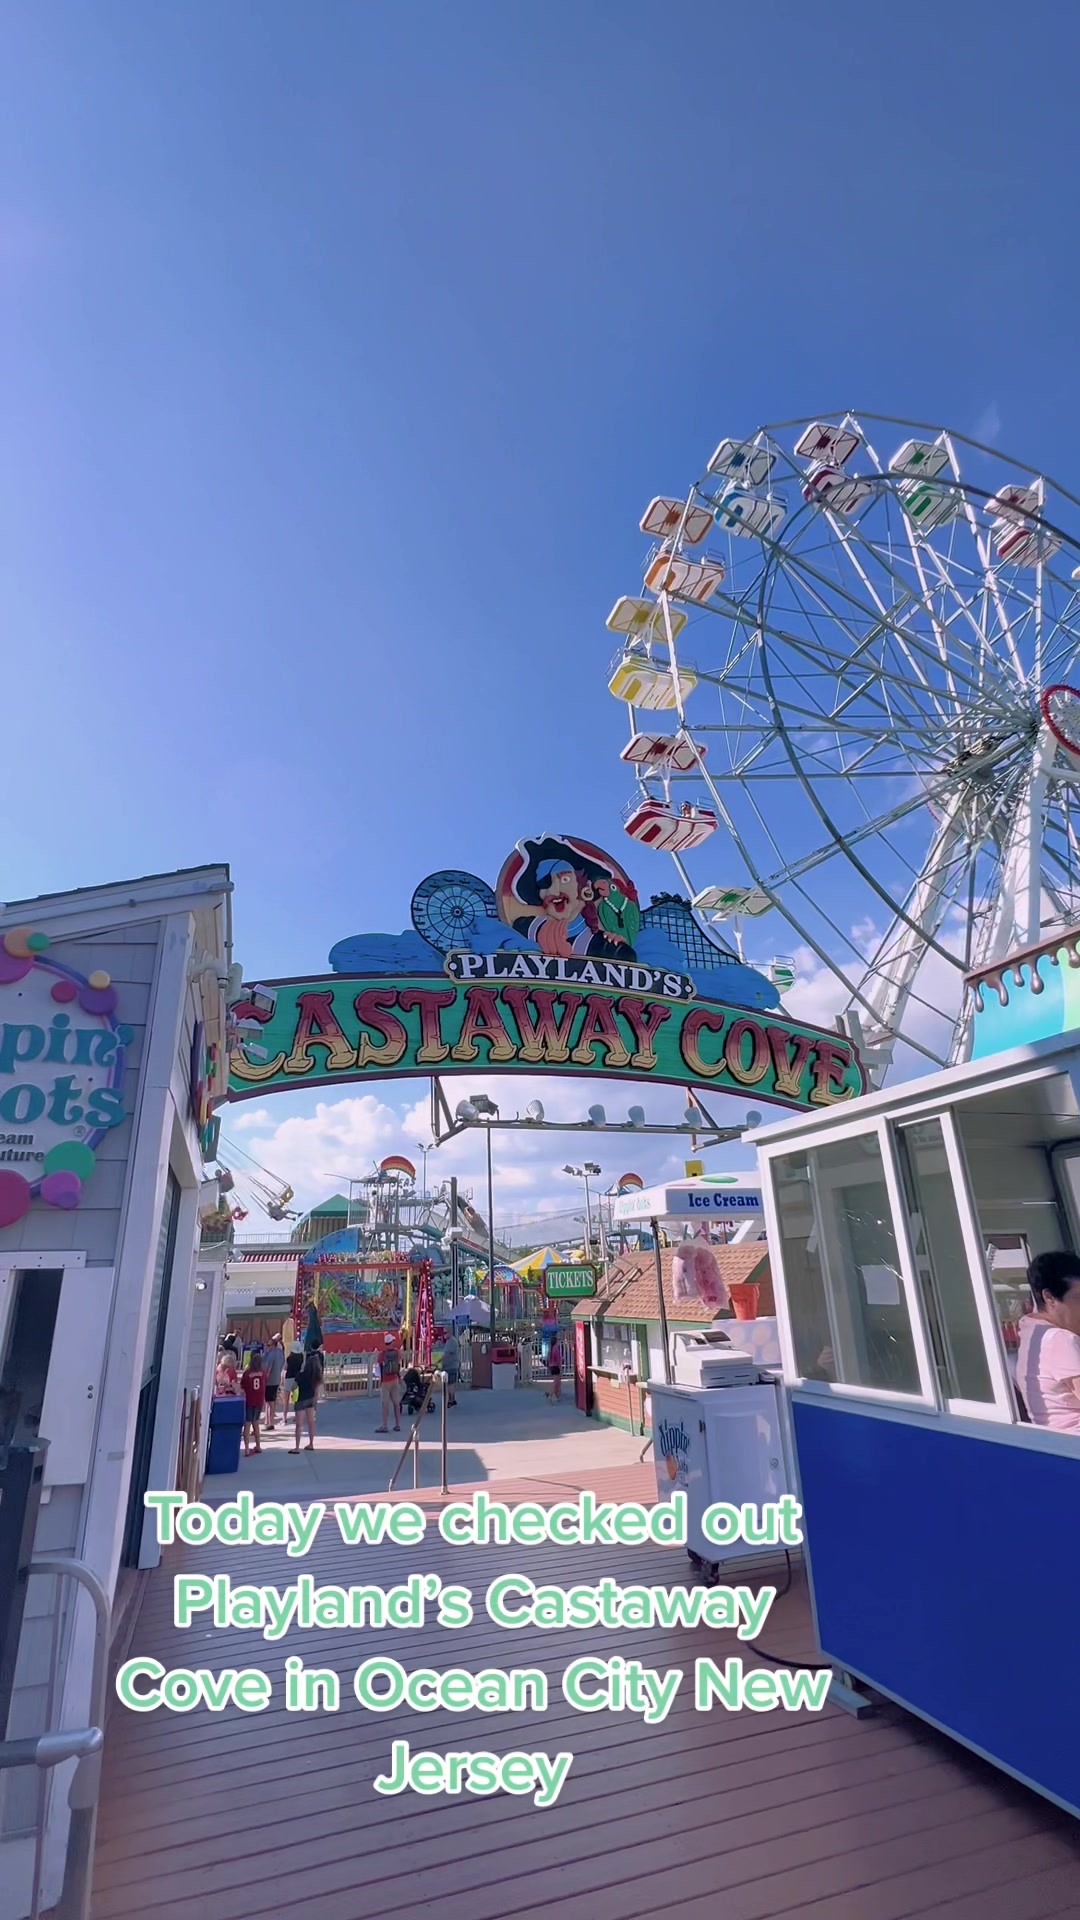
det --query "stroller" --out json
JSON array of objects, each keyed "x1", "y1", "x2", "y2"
[{"x1": 400, "y1": 1367, "x2": 432, "y2": 1417}]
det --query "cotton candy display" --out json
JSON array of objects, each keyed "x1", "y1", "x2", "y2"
[
  {"x1": 670, "y1": 1241, "x2": 730, "y2": 1308},
  {"x1": 692, "y1": 1242, "x2": 730, "y2": 1310},
  {"x1": 672, "y1": 1246, "x2": 696, "y2": 1301}
]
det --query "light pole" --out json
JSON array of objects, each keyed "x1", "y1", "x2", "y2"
[
  {"x1": 468, "y1": 1095, "x2": 499, "y2": 1304},
  {"x1": 415, "y1": 1141, "x2": 432, "y2": 1197},
  {"x1": 563, "y1": 1163, "x2": 601, "y2": 1262},
  {"x1": 448, "y1": 1176, "x2": 460, "y2": 1308}
]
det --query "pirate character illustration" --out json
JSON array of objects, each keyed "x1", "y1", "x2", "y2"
[{"x1": 496, "y1": 834, "x2": 642, "y2": 960}]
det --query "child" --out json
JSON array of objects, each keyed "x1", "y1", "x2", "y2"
[
  {"x1": 241, "y1": 1350, "x2": 267, "y2": 1456},
  {"x1": 216, "y1": 1345, "x2": 240, "y2": 1396}
]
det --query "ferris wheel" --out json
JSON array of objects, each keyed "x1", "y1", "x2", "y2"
[{"x1": 608, "y1": 411, "x2": 1080, "y2": 1081}]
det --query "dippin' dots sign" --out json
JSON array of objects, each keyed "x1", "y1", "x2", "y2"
[
  {"x1": 656, "y1": 1418, "x2": 692, "y2": 1487},
  {"x1": 0, "y1": 926, "x2": 131, "y2": 1225}
]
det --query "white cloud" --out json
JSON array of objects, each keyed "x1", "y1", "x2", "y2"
[
  {"x1": 218, "y1": 1067, "x2": 759, "y2": 1250},
  {"x1": 782, "y1": 944, "x2": 852, "y2": 1030},
  {"x1": 777, "y1": 910, "x2": 968, "y2": 1084},
  {"x1": 973, "y1": 402, "x2": 1002, "y2": 446}
]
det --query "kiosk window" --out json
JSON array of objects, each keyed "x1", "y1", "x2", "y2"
[
  {"x1": 595, "y1": 1322, "x2": 637, "y2": 1376},
  {"x1": 773, "y1": 1137, "x2": 921, "y2": 1395},
  {"x1": 984, "y1": 1236, "x2": 1032, "y2": 1352},
  {"x1": 894, "y1": 1118, "x2": 994, "y2": 1405}
]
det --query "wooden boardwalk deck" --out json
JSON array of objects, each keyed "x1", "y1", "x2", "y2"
[{"x1": 93, "y1": 1463, "x2": 1080, "y2": 1920}]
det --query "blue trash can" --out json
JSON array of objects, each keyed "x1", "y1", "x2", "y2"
[{"x1": 206, "y1": 1395, "x2": 246, "y2": 1475}]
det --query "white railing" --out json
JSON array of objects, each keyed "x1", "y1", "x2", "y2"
[{"x1": 320, "y1": 1352, "x2": 379, "y2": 1395}]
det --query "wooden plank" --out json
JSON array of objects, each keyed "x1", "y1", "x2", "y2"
[{"x1": 92, "y1": 1459, "x2": 1076, "y2": 1920}]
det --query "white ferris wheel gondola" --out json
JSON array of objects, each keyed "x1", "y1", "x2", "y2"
[
  {"x1": 623, "y1": 798, "x2": 719, "y2": 853},
  {"x1": 621, "y1": 732, "x2": 704, "y2": 772},
  {"x1": 607, "y1": 410, "x2": 1080, "y2": 1082}
]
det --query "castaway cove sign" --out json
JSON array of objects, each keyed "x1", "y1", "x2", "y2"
[{"x1": 226, "y1": 835, "x2": 865, "y2": 1113}]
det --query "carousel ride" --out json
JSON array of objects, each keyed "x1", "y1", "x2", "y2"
[{"x1": 609, "y1": 411, "x2": 1080, "y2": 1081}]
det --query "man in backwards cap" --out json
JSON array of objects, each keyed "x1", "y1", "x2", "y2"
[{"x1": 376, "y1": 1330, "x2": 403, "y2": 1433}]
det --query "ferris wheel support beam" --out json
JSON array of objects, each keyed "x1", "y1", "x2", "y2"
[
  {"x1": 995, "y1": 727, "x2": 1059, "y2": 958},
  {"x1": 947, "y1": 731, "x2": 1061, "y2": 1057},
  {"x1": 843, "y1": 794, "x2": 968, "y2": 1082}
]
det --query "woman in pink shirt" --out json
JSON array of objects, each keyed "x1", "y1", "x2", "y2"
[{"x1": 1016, "y1": 1251, "x2": 1080, "y2": 1432}]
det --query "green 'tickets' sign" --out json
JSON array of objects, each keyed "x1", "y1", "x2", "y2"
[
  {"x1": 226, "y1": 973, "x2": 865, "y2": 1110},
  {"x1": 545, "y1": 1266, "x2": 598, "y2": 1299}
]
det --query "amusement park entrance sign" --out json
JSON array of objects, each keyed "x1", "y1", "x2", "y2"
[
  {"x1": 228, "y1": 979, "x2": 863, "y2": 1111},
  {"x1": 444, "y1": 950, "x2": 696, "y2": 1001},
  {"x1": 226, "y1": 833, "x2": 866, "y2": 1114}
]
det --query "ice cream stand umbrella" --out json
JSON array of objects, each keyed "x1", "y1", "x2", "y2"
[
  {"x1": 511, "y1": 1246, "x2": 563, "y2": 1320},
  {"x1": 511, "y1": 1246, "x2": 563, "y2": 1276}
]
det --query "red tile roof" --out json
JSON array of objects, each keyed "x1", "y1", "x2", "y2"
[{"x1": 575, "y1": 1241, "x2": 771, "y2": 1322}]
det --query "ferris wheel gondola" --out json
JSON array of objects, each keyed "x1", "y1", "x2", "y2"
[{"x1": 608, "y1": 410, "x2": 1080, "y2": 1081}]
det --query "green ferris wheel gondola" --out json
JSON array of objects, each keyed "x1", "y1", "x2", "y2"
[{"x1": 411, "y1": 870, "x2": 499, "y2": 954}]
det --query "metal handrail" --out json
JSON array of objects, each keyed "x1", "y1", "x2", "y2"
[
  {"x1": 0, "y1": 1728, "x2": 103, "y2": 1770},
  {"x1": 387, "y1": 1372, "x2": 449, "y2": 1495},
  {"x1": 0, "y1": 1556, "x2": 111, "y2": 1920}
]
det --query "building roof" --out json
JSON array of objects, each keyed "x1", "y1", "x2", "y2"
[
  {"x1": 575, "y1": 1242, "x2": 770, "y2": 1323},
  {"x1": 0, "y1": 864, "x2": 230, "y2": 911},
  {"x1": 306, "y1": 1194, "x2": 350, "y2": 1215}
]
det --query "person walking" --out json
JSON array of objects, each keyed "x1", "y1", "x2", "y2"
[
  {"x1": 375, "y1": 1332, "x2": 403, "y2": 1433},
  {"x1": 290, "y1": 1344, "x2": 323, "y2": 1453},
  {"x1": 440, "y1": 1330, "x2": 460, "y2": 1408},
  {"x1": 241, "y1": 1349, "x2": 267, "y2": 1455},
  {"x1": 546, "y1": 1330, "x2": 564, "y2": 1403},
  {"x1": 282, "y1": 1342, "x2": 303, "y2": 1425},
  {"x1": 263, "y1": 1334, "x2": 286, "y2": 1431}
]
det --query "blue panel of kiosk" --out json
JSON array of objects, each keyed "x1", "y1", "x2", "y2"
[{"x1": 792, "y1": 1397, "x2": 1080, "y2": 1814}]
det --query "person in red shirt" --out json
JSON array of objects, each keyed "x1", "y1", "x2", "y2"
[{"x1": 241, "y1": 1353, "x2": 267, "y2": 1456}]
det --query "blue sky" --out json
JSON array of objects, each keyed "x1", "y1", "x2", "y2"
[{"x1": 5, "y1": 2, "x2": 1080, "y2": 1233}]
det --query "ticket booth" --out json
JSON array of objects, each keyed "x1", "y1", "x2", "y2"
[{"x1": 751, "y1": 955, "x2": 1080, "y2": 1820}]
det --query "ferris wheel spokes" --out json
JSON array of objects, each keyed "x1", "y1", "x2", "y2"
[{"x1": 608, "y1": 413, "x2": 1080, "y2": 1077}]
